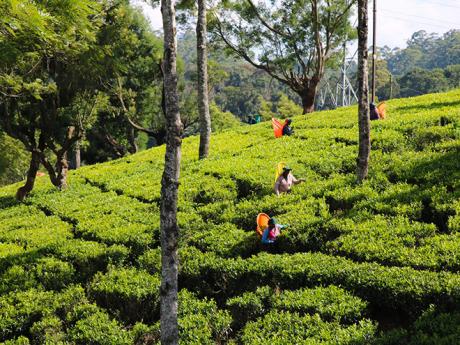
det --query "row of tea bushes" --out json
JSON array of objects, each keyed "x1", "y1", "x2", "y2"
[
  {"x1": 0, "y1": 283, "x2": 231, "y2": 345},
  {"x1": 28, "y1": 182, "x2": 160, "y2": 254},
  {"x1": 241, "y1": 311, "x2": 376, "y2": 344},
  {"x1": 227, "y1": 285, "x2": 368, "y2": 329},
  {"x1": 327, "y1": 214, "x2": 460, "y2": 272},
  {"x1": 177, "y1": 247, "x2": 460, "y2": 315}
]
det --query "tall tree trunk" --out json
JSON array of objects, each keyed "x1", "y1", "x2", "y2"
[
  {"x1": 54, "y1": 126, "x2": 74, "y2": 190},
  {"x1": 127, "y1": 125, "x2": 138, "y2": 154},
  {"x1": 300, "y1": 81, "x2": 319, "y2": 114},
  {"x1": 69, "y1": 128, "x2": 81, "y2": 170},
  {"x1": 356, "y1": 0, "x2": 370, "y2": 182},
  {"x1": 16, "y1": 150, "x2": 41, "y2": 201},
  {"x1": 73, "y1": 140, "x2": 81, "y2": 169},
  {"x1": 55, "y1": 152, "x2": 69, "y2": 190},
  {"x1": 160, "y1": 0, "x2": 182, "y2": 343},
  {"x1": 197, "y1": 0, "x2": 211, "y2": 159}
]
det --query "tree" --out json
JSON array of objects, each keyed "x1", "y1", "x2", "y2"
[
  {"x1": 445, "y1": 64, "x2": 460, "y2": 88},
  {"x1": 160, "y1": 0, "x2": 183, "y2": 343},
  {"x1": 197, "y1": 0, "x2": 211, "y2": 159},
  {"x1": 210, "y1": 0, "x2": 355, "y2": 114},
  {"x1": 0, "y1": 132, "x2": 29, "y2": 186},
  {"x1": 83, "y1": 1, "x2": 164, "y2": 163},
  {"x1": 385, "y1": 30, "x2": 460, "y2": 76},
  {"x1": 356, "y1": 0, "x2": 370, "y2": 183},
  {"x1": 0, "y1": 0, "x2": 105, "y2": 200},
  {"x1": 398, "y1": 68, "x2": 449, "y2": 97}
]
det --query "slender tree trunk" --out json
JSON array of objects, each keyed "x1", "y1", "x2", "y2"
[
  {"x1": 54, "y1": 126, "x2": 75, "y2": 190},
  {"x1": 197, "y1": 0, "x2": 211, "y2": 159},
  {"x1": 74, "y1": 140, "x2": 81, "y2": 169},
  {"x1": 16, "y1": 150, "x2": 41, "y2": 201},
  {"x1": 300, "y1": 81, "x2": 319, "y2": 114},
  {"x1": 160, "y1": 0, "x2": 182, "y2": 343},
  {"x1": 356, "y1": 0, "x2": 370, "y2": 182},
  {"x1": 55, "y1": 153, "x2": 69, "y2": 190},
  {"x1": 127, "y1": 126, "x2": 138, "y2": 154},
  {"x1": 68, "y1": 126, "x2": 81, "y2": 170}
]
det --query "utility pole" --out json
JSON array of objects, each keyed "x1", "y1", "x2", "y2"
[{"x1": 371, "y1": 0, "x2": 377, "y2": 103}]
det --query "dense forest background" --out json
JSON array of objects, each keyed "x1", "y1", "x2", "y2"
[{"x1": 1, "y1": 0, "x2": 459, "y2": 186}]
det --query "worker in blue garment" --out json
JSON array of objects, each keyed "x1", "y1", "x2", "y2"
[{"x1": 261, "y1": 217, "x2": 288, "y2": 244}]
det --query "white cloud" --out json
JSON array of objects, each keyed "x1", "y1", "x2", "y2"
[{"x1": 370, "y1": 0, "x2": 460, "y2": 48}]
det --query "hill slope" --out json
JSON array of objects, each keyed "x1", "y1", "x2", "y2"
[{"x1": 0, "y1": 90, "x2": 459, "y2": 344}]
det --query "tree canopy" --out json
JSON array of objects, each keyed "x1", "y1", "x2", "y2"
[{"x1": 210, "y1": 0, "x2": 356, "y2": 113}]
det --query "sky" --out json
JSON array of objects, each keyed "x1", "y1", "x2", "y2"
[{"x1": 130, "y1": 0, "x2": 460, "y2": 49}]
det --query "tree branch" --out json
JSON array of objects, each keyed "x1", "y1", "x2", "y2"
[
  {"x1": 245, "y1": 0, "x2": 290, "y2": 38},
  {"x1": 213, "y1": 13, "x2": 290, "y2": 86}
]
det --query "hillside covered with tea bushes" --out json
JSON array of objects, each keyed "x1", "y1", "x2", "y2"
[{"x1": 0, "y1": 89, "x2": 459, "y2": 344}]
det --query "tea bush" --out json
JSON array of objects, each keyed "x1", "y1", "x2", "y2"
[
  {"x1": 89, "y1": 267, "x2": 161, "y2": 324},
  {"x1": 227, "y1": 285, "x2": 367, "y2": 328},
  {"x1": 241, "y1": 311, "x2": 376, "y2": 344},
  {"x1": 0, "y1": 89, "x2": 459, "y2": 342}
]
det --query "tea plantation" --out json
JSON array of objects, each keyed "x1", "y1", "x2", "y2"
[{"x1": 0, "y1": 89, "x2": 459, "y2": 344}]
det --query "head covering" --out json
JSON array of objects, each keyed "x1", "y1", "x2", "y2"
[
  {"x1": 283, "y1": 166, "x2": 292, "y2": 172},
  {"x1": 268, "y1": 217, "x2": 277, "y2": 225},
  {"x1": 286, "y1": 119, "x2": 292, "y2": 124}
]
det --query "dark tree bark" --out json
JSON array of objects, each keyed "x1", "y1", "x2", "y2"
[
  {"x1": 356, "y1": 0, "x2": 370, "y2": 182},
  {"x1": 16, "y1": 150, "x2": 41, "y2": 201},
  {"x1": 197, "y1": 0, "x2": 211, "y2": 159},
  {"x1": 126, "y1": 116, "x2": 167, "y2": 146},
  {"x1": 39, "y1": 126, "x2": 78, "y2": 190},
  {"x1": 55, "y1": 153, "x2": 69, "y2": 189},
  {"x1": 160, "y1": 0, "x2": 183, "y2": 343},
  {"x1": 127, "y1": 125, "x2": 138, "y2": 154},
  {"x1": 300, "y1": 80, "x2": 320, "y2": 114}
]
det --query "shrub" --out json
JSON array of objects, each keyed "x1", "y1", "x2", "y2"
[
  {"x1": 241, "y1": 311, "x2": 376, "y2": 344},
  {"x1": 29, "y1": 316, "x2": 66, "y2": 344},
  {"x1": 51, "y1": 240, "x2": 129, "y2": 279},
  {"x1": 0, "y1": 289, "x2": 56, "y2": 341},
  {"x1": 67, "y1": 310, "x2": 134, "y2": 345},
  {"x1": 178, "y1": 290, "x2": 232, "y2": 344},
  {"x1": 88, "y1": 267, "x2": 161, "y2": 323},
  {"x1": 0, "y1": 258, "x2": 75, "y2": 294},
  {"x1": 179, "y1": 247, "x2": 460, "y2": 316},
  {"x1": 188, "y1": 223, "x2": 259, "y2": 258},
  {"x1": 0, "y1": 337, "x2": 30, "y2": 345},
  {"x1": 227, "y1": 285, "x2": 367, "y2": 329}
]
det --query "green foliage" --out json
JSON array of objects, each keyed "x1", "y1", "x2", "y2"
[
  {"x1": 374, "y1": 306, "x2": 460, "y2": 345},
  {"x1": 210, "y1": 101, "x2": 241, "y2": 132},
  {"x1": 276, "y1": 94, "x2": 303, "y2": 118},
  {"x1": 241, "y1": 311, "x2": 376, "y2": 344},
  {"x1": 178, "y1": 290, "x2": 232, "y2": 344},
  {"x1": 386, "y1": 30, "x2": 460, "y2": 75},
  {"x1": 399, "y1": 68, "x2": 450, "y2": 97},
  {"x1": 227, "y1": 285, "x2": 367, "y2": 328},
  {"x1": 0, "y1": 89, "x2": 459, "y2": 342},
  {"x1": 89, "y1": 267, "x2": 160, "y2": 324},
  {"x1": 0, "y1": 133, "x2": 28, "y2": 186},
  {"x1": 67, "y1": 309, "x2": 134, "y2": 345}
]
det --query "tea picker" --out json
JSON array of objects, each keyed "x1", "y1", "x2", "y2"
[
  {"x1": 274, "y1": 165, "x2": 306, "y2": 196},
  {"x1": 256, "y1": 215, "x2": 288, "y2": 244},
  {"x1": 271, "y1": 118, "x2": 294, "y2": 137}
]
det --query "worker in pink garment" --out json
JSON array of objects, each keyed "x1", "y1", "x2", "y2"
[{"x1": 274, "y1": 166, "x2": 305, "y2": 196}]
